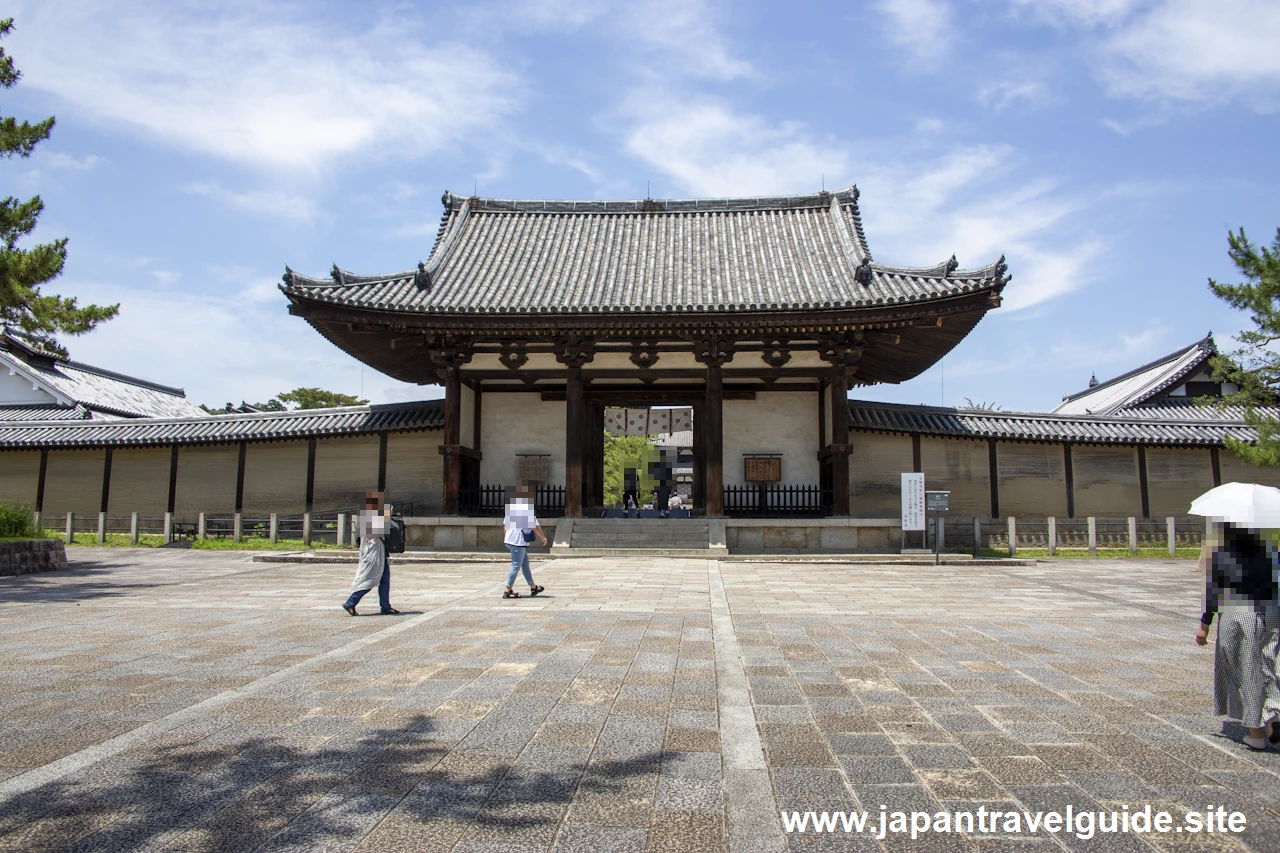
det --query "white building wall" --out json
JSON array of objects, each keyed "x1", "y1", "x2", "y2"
[
  {"x1": 723, "y1": 391, "x2": 821, "y2": 486},
  {"x1": 0, "y1": 369, "x2": 57, "y2": 405},
  {"x1": 480, "y1": 393, "x2": 566, "y2": 487}
]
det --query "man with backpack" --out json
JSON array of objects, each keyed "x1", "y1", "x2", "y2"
[
  {"x1": 503, "y1": 484, "x2": 547, "y2": 599},
  {"x1": 342, "y1": 490, "x2": 402, "y2": 616}
]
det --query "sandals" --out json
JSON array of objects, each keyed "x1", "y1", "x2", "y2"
[
  {"x1": 503, "y1": 588, "x2": 521, "y2": 599},
  {"x1": 380, "y1": 607, "x2": 401, "y2": 615},
  {"x1": 1244, "y1": 735, "x2": 1269, "y2": 751},
  {"x1": 529, "y1": 585, "x2": 545, "y2": 597},
  {"x1": 342, "y1": 604, "x2": 358, "y2": 617}
]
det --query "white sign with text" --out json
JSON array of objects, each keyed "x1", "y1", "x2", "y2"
[{"x1": 901, "y1": 473, "x2": 925, "y2": 531}]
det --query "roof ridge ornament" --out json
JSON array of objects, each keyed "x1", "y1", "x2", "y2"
[
  {"x1": 992, "y1": 255, "x2": 1009, "y2": 286},
  {"x1": 854, "y1": 258, "x2": 873, "y2": 286},
  {"x1": 331, "y1": 264, "x2": 345, "y2": 285},
  {"x1": 945, "y1": 255, "x2": 958, "y2": 277},
  {"x1": 414, "y1": 261, "x2": 430, "y2": 291}
]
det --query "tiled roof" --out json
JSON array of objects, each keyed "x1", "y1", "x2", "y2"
[
  {"x1": 848, "y1": 400, "x2": 1255, "y2": 446},
  {"x1": 1052, "y1": 336, "x2": 1216, "y2": 416},
  {"x1": 282, "y1": 187, "x2": 1008, "y2": 316},
  {"x1": 0, "y1": 404, "x2": 91, "y2": 421},
  {"x1": 1115, "y1": 399, "x2": 1280, "y2": 421},
  {"x1": 0, "y1": 401, "x2": 444, "y2": 448},
  {"x1": 0, "y1": 347, "x2": 206, "y2": 419}
]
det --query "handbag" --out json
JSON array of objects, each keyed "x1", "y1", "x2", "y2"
[{"x1": 522, "y1": 528, "x2": 537, "y2": 544}]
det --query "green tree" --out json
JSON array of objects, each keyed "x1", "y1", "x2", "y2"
[
  {"x1": 277, "y1": 387, "x2": 368, "y2": 410},
  {"x1": 0, "y1": 18, "x2": 117, "y2": 356},
  {"x1": 603, "y1": 434, "x2": 656, "y2": 507},
  {"x1": 1205, "y1": 227, "x2": 1280, "y2": 466}
]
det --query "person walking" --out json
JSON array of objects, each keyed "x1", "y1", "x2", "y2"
[
  {"x1": 342, "y1": 490, "x2": 400, "y2": 616},
  {"x1": 503, "y1": 485, "x2": 548, "y2": 599},
  {"x1": 1195, "y1": 522, "x2": 1280, "y2": 750}
]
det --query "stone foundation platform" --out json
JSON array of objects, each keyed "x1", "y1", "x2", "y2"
[{"x1": 0, "y1": 539, "x2": 69, "y2": 576}]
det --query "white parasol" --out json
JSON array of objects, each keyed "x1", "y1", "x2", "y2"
[{"x1": 1188, "y1": 482, "x2": 1280, "y2": 527}]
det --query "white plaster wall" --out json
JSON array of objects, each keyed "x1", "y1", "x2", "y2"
[
  {"x1": 723, "y1": 391, "x2": 821, "y2": 485},
  {"x1": 480, "y1": 394, "x2": 566, "y2": 487},
  {"x1": 0, "y1": 369, "x2": 57, "y2": 405},
  {"x1": 460, "y1": 383, "x2": 475, "y2": 448}
]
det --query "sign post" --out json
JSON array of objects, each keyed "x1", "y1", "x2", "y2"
[
  {"x1": 926, "y1": 490, "x2": 950, "y2": 565},
  {"x1": 901, "y1": 473, "x2": 925, "y2": 552}
]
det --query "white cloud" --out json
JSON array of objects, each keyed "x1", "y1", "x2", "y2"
[
  {"x1": 622, "y1": 97, "x2": 850, "y2": 197},
  {"x1": 1008, "y1": 0, "x2": 1280, "y2": 109},
  {"x1": 978, "y1": 79, "x2": 1050, "y2": 111},
  {"x1": 7, "y1": 0, "x2": 521, "y2": 171},
  {"x1": 184, "y1": 182, "x2": 324, "y2": 225},
  {"x1": 875, "y1": 0, "x2": 956, "y2": 65},
  {"x1": 37, "y1": 151, "x2": 104, "y2": 171}
]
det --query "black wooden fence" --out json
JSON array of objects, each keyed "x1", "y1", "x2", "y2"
[
  {"x1": 723, "y1": 484, "x2": 831, "y2": 517},
  {"x1": 460, "y1": 485, "x2": 566, "y2": 517}
]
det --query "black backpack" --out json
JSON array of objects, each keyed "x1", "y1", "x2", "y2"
[{"x1": 385, "y1": 515, "x2": 406, "y2": 554}]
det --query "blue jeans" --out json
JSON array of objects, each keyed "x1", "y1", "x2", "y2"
[
  {"x1": 345, "y1": 555, "x2": 390, "y2": 612},
  {"x1": 506, "y1": 544, "x2": 533, "y2": 588}
]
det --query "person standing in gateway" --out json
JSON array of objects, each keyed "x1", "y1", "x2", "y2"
[
  {"x1": 503, "y1": 484, "x2": 548, "y2": 599},
  {"x1": 342, "y1": 490, "x2": 401, "y2": 616}
]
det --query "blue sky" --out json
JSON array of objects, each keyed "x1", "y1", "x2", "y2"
[{"x1": 5, "y1": 0, "x2": 1279, "y2": 412}]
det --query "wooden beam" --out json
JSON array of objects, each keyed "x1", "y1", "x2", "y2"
[
  {"x1": 987, "y1": 439, "x2": 1000, "y2": 518},
  {"x1": 540, "y1": 387, "x2": 757, "y2": 402},
  {"x1": 565, "y1": 366, "x2": 584, "y2": 516},
  {"x1": 1063, "y1": 442, "x2": 1075, "y2": 519},
  {"x1": 705, "y1": 365, "x2": 724, "y2": 516},
  {"x1": 1137, "y1": 445, "x2": 1150, "y2": 519}
]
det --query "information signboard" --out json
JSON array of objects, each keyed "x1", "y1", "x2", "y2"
[
  {"x1": 926, "y1": 490, "x2": 950, "y2": 512},
  {"x1": 901, "y1": 473, "x2": 925, "y2": 531}
]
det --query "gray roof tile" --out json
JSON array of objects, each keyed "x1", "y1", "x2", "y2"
[{"x1": 281, "y1": 187, "x2": 1008, "y2": 315}]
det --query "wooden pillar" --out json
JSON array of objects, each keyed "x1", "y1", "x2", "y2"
[
  {"x1": 305, "y1": 438, "x2": 317, "y2": 514},
  {"x1": 1136, "y1": 445, "x2": 1150, "y2": 519},
  {"x1": 829, "y1": 363, "x2": 851, "y2": 516},
  {"x1": 167, "y1": 445, "x2": 179, "y2": 514},
  {"x1": 1210, "y1": 446, "x2": 1222, "y2": 487},
  {"x1": 1063, "y1": 442, "x2": 1075, "y2": 519},
  {"x1": 705, "y1": 364, "x2": 724, "y2": 516},
  {"x1": 911, "y1": 434, "x2": 922, "y2": 473},
  {"x1": 377, "y1": 431, "x2": 388, "y2": 493},
  {"x1": 565, "y1": 366, "x2": 584, "y2": 516},
  {"x1": 35, "y1": 448, "x2": 47, "y2": 513},
  {"x1": 235, "y1": 441, "x2": 247, "y2": 514},
  {"x1": 582, "y1": 401, "x2": 597, "y2": 513},
  {"x1": 692, "y1": 402, "x2": 705, "y2": 511},
  {"x1": 100, "y1": 447, "x2": 113, "y2": 515},
  {"x1": 987, "y1": 439, "x2": 1000, "y2": 519},
  {"x1": 473, "y1": 386, "x2": 483, "y2": 452},
  {"x1": 817, "y1": 381, "x2": 827, "y2": 449},
  {"x1": 441, "y1": 366, "x2": 462, "y2": 515}
]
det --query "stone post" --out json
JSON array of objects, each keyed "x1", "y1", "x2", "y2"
[
  {"x1": 303, "y1": 512, "x2": 312, "y2": 546},
  {"x1": 972, "y1": 516, "x2": 981, "y2": 557},
  {"x1": 337, "y1": 514, "x2": 347, "y2": 548},
  {"x1": 1087, "y1": 517, "x2": 1097, "y2": 557},
  {"x1": 66, "y1": 512, "x2": 74, "y2": 544},
  {"x1": 130, "y1": 512, "x2": 139, "y2": 545},
  {"x1": 163, "y1": 512, "x2": 173, "y2": 543},
  {"x1": 1128, "y1": 516, "x2": 1137, "y2": 554},
  {"x1": 269, "y1": 513, "x2": 278, "y2": 544},
  {"x1": 97, "y1": 511, "x2": 106, "y2": 544},
  {"x1": 233, "y1": 512, "x2": 242, "y2": 543},
  {"x1": 1167, "y1": 516, "x2": 1176, "y2": 557},
  {"x1": 1008, "y1": 516, "x2": 1017, "y2": 557},
  {"x1": 197, "y1": 512, "x2": 206, "y2": 541},
  {"x1": 937, "y1": 516, "x2": 945, "y2": 553},
  {"x1": 1048, "y1": 516, "x2": 1057, "y2": 556}
]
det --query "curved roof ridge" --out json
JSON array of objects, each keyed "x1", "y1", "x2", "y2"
[
  {"x1": 442, "y1": 186, "x2": 860, "y2": 214},
  {"x1": 1056, "y1": 333, "x2": 1216, "y2": 412}
]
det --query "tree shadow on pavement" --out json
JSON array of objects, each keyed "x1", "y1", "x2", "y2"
[{"x1": 0, "y1": 713, "x2": 659, "y2": 852}]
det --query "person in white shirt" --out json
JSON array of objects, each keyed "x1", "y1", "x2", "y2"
[
  {"x1": 343, "y1": 490, "x2": 400, "y2": 616},
  {"x1": 503, "y1": 485, "x2": 548, "y2": 599}
]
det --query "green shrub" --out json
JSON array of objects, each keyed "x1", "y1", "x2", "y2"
[{"x1": 0, "y1": 503, "x2": 38, "y2": 538}]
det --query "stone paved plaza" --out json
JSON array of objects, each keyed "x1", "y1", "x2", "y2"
[{"x1": 1, "y1": 550, "x2": 1278, "y2": 853}]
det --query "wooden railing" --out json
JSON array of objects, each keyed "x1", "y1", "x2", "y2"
[
  {"x1": 459, "y1": 485, "x2": 566, "y2": 518},
  {"x1": 723, "y1": 484, "x2": 831, "y2": 517}
]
